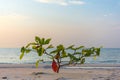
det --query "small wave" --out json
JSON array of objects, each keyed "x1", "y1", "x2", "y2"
[
  {"x1": 98, "y1": 60, "x2": 118, "y2": 63},
  {"x1": 65, "y1": 66, "x2": 120, "y2": 69}
]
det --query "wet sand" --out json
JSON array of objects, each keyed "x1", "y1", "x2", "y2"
[{"x1": 0, "y1": 64, "x2": 120, "y2": 80}]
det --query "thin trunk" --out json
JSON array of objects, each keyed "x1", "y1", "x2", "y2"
[{"x1": 56, "y1": 53, "x2": 60, "y2": 73}]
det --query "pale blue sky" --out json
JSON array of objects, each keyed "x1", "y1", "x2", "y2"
[{"x1": 0, "y1": 0, "x2": 120, "y2": 48}]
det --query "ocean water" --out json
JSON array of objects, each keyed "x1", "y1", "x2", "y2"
[
  {"x1": 86, "y1": 48, "x2": 120, "y2": 64},
  {"x1": 0, "y1": 48, "x2": 120, "y2": 64}
]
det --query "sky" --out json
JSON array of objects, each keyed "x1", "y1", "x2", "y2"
[{"x1": 0, "y1": 0, "x2": 120, "y2": 48}]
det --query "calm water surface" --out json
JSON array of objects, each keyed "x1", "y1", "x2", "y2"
[{"x1": 0, "y1": 48, "x2": 120, "y2": 64}]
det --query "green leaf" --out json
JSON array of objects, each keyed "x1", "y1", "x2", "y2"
[
  {"x1": 26, "y1": 42, "x2": 37, "y2": 48},
  {"x1": 45, "y1": 38, "x2": 51, "y2": 44},
  {"x1": 81, "y1": 58, "x2": 85, "y2": 64},
  {"x1": 50, "y1": 50, "x2": 58, "y2": 54},
  {"x1": 68, "y1": 53, "x2": 76, "y2": 60},
  {"x1": 84, "y1": 52, "x2": 91, "y2": 57},
  {"x1": 37, "y1": 48, "x2": 44, "y2": 56},
  {"x1": 96, "y1": 48, "x2": 101, "y2": 56},
  {"x1": 20, "y1": 47, "x2": 26, "y2": 60},
  {"x1": 25, "y1": 49, "x2": 31, "y2": 53},
  {"x1": 41, "y1": 38, "x2": 45, "y2": 44},
  {"x1": 35, "y1": 36, "x2": 41, "y2": 44},
  {"x1": 62, "y1": 50, "x2": 67, "y2": 58},
  {"x1": 32, "y1": 45, "x2": 37, "y2": 49},
  {"x1": 36, "y1": 59, "x2": 43, "y2": 68},
  {"x1": 82, "y1": 50, "x2": 86, "y2": 55},
  {"x1": 20, "y1": 52, "x2": 24, "y2": 60},
  {"x1": 83, "y1": 49, "x2": 92, "y2": 57},
  {"x1": 57, "y1": 44, "x2": 64, "y2": 51},
  {"x1": 75, "y1": 52, "x2": 81, "y2": 54},
  {"x1": 47, "y1": 44, "x2": 54, "y2": 49},
  {"x1": 71, "y1": 47, "x2": 76, "y2": 50},
  {"x1": 76, "y1": 46, "x2": 84, "y2": 50},
  {"x1": 66, "y1": 45, "x2": 74, "y2": 49},
  {"x1": 21, "y1": 47, "x2": 25, "y2": 53}
]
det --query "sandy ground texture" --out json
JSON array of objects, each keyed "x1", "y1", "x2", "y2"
[{"x1": 0, "y1": 64, "x2": 120, "y2": 80}]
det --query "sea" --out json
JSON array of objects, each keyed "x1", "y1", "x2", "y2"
[{"x1": 0, "y1": 48, "x2": 120, "y2": 64}]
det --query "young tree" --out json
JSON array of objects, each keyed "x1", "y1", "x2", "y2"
[{"x1": 20, "y1": 36, "x2": 101, "y2": 73}]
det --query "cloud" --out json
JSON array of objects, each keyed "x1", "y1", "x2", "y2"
[
  {"x1": 69, "y1": 0, "x2": 85, "y2": 5},
  {"x1": 35, "y1": 0, "x2": 86, "y2": 6},
  {"x1": 104, "y1": 13, "x2": 112, "y2": 17},
  {"x1": 35, "y1": 0, "x2": 53, "y2": 3}
]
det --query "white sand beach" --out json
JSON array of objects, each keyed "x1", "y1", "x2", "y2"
[{"x1": 0, "y1": 64, "x2": 120, "y2": 80}]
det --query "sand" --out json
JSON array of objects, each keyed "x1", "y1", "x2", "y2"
[{"x1": 0, "y1": 64, "x2": 120, "y2": 80}]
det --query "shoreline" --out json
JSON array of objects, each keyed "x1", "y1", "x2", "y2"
[
  {"x1": 0, "y1": 63, "x2": 120, "y2": 68},
  {"x1": 0, "y1": 64, "x2": 120, "y2": 80}
]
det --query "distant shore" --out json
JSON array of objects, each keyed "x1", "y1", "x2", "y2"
[{"x1": 0, "y1": 63, "x2": 120, "y2": 80}]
